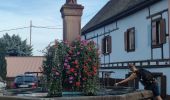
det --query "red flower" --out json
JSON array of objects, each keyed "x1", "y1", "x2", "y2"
[
  {"x1": 74, "y1": 60, "x2": 78, "y2": 65},
  {"x1": 75, "y1": 65, "x2": 79, "y2": 68},
  {"x1": 70, "y1": 68, "x2": 75, "y2": 73},
  {"x1": 82, "y1": 77, "x2": 87, "y2": 81},
  {"x1": 93, "y1": 67, "x2": 97, "y2": 72},
  {"x1": 76, "y1": 82, "x2": 80, "y2": 87}
]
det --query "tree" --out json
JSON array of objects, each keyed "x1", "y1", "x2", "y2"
[
  {"x1": 0, "y1": 33, "x2": 33, "y2": 56},
  {"x1": 0, "y1": 42, "x2": 6, "y2": 80}
]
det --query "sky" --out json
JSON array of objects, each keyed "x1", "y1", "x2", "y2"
[{"x1": 0, "y1": 0, "x2": 109, "y2": 56}]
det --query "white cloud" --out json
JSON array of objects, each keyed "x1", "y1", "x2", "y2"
[{"x1": 0, "y1": 0, "x2": 109, "y2": 56}]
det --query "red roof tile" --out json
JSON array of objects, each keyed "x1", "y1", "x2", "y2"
[{"x1": 5, "y1": 56, "x2": 45, "y2": 77}]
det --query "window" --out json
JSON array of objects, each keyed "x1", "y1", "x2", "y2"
[
  {"x1": 124, "y1": 27, "x2": 135, "y2": 52},
  {"x1": 102, "y1": 35, "x2": 111, "y2": 54},
  {"x1": 152, "y1": 18, "x2": 166, "y2": 48}
]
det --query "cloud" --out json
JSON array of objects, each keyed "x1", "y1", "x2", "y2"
[{"x1": 0, "y1": 0, "x2": 109, "y2": 56}]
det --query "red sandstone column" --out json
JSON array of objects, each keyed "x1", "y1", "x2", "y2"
[{"x1": 60, "y1": 0, "x2": 84, "y2": 43}]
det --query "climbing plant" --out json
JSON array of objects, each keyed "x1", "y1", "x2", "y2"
[{"x1": 43, "y1": 39, "x2": 100, "y2": 97}]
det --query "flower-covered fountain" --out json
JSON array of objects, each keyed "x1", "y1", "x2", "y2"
[{"x1": 43, "y1": 38, "x2": 100, "y2": 97}]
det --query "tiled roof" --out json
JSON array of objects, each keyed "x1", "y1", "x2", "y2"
[
  {"x1": 5, "y1": 56, "x2": 45, "y2": 77},
  {"x1": 81, "y1": 0, "x2": 161, "y2": 34}
]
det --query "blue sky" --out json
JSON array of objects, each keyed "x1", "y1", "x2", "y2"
[{"x1": 0, "y1": 0, "x2": 109, "y2": 55}]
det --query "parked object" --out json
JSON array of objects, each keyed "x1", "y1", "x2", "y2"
[
  {"x1": 12, "y1": 74, "x2": 38, "y2": 89},
  {"x1": 0, "y1": 77, "x2": 6, "y2": 96}
]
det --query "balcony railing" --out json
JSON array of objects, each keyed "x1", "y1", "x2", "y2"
[{"x1": 100, "y1": 58, "x2": 170, "y2": 69}]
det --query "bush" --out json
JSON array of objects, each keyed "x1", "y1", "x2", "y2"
[{"x1": 43, "y1": 39, "x2": 100, "y2": 96}]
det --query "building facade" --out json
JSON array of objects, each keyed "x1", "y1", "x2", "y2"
[{"x1": 82, "y1": 0, "x2": 170, "y2": 98}]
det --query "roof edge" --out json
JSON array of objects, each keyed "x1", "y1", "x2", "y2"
[
  {"x1": 5, "y1": 56, "x2": 45, "y2": 58},
  {"x1": 81, "y1": 0, "x2": 161, "y2": 35}
]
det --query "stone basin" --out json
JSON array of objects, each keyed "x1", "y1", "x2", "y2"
[
  {"x1": 98, "y1": 86, "x2": 135, "y2": 95},
  {"x1": 0, "y1": 90, "x2": 153, "y2": 100}
]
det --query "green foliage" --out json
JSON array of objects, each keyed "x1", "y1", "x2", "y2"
[
  {"x1": 0, "y1": 42, "x2": 7, "y2": 80},
  {"x1": 43, "y1": 41, "x2": 67, "y2": 97},
  {"x1": 83, "y1": 77, "x2": 99, "y2": 96},
  {"x1": 0, "y1": 33, "x2": 32, "y2": 56},
  {"x1": 43, "y1": 39, "x2": 100, "y2": 96}
]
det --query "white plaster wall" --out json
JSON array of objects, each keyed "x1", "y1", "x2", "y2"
[
  {"x1": 99, "y1": 69, "x2": 130, "y2": 79},
  {"x1": 82, "y1": 0, "x2": 170, "y2": 95},
  {"x1": 84, "y1": 0, "x2": 169, "y2": 62}
]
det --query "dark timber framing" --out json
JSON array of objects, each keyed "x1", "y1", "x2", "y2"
[
  {"x1": 146, "y1": 9, "x2": 168, "y2": 19},
  {"x1": 84, "y1": 22, "x2": 119, "y2": 68},
  {"x1": 100, "y1": 58, "x2": 170, "y2": 69},
  {"x1": 85, "y1": 27, "x2": 118, "y2": 40},
  {"x1": 82, "y1": 0, "x2": 161, "y2": 35},
  {"x1": 148, "y1": 8, "x2": 169, "y2": 59}
]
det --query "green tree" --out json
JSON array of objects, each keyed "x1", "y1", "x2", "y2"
[
  {"x1": 0, "y1": 33, "x2": 33, "y2": 56},
  {"x1": 0, "y1": 42, "x2": 6, "y2": 80}
]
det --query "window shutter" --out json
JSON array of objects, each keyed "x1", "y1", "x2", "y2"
[
  {"x1": 102, "y1": 37, "x2": 106, "y2": 54},
  {"x1": 107, "y1": 36, "x2": 112, "y2": 53},
  {"x1": 152, "y1": 21, "x2": 157, "y2": 46},
  {"x1": 124, "y1": 31, "x2": 128, "y2": 51},
  {"x1": 160, "y1": 19, "x2": 166, "y2": 44},
  {"x1": 129, "y1": 28, "x2": 135, "y2": 51},
  {"x1": 132, "y1": 28, "x2": 135, "y2": 50}
]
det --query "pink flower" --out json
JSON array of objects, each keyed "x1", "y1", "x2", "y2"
[
  {"x1": 69, "y1": 81, "x2": 73, "y2": 83},
  {"x1": 77, "y1": 52, "x2": 80, "y2": 55},
  {"x1": 68, "y1": 57, "x2": 71, "y2": 60},
  {"x1": 82, "y1": 78, "x2": 87, "y2": 81},
  {"x1": 69, "y1": 76, "x2": 74, "y2": 80},
  {"x1": 75, "y1": 65, "x2": 79, "y2": 68},
  {"x1": 64, "y1": 63, "x2": 67, "y2": 66},
  {"x1": 55, "y1": 72, "x2": 60, "y2": 76},
  {"x1": 74, "y1": 73, "x2": 77, "y2": 76},
  {"x1": 65, "y1": 59, "x2": 68, "y2": 63},
  {"x1": 69, "y1": 50, "x2": 73, "y2": 55},
  {"x1": 64, "y1": 40, "x2": 68, "y2": 44},
  {"x1": 82, "y1": 41, "x2": 88, "y2": 46},
  {"x1": 67, "y1": 65, "x2": 70, "y2": 69}
]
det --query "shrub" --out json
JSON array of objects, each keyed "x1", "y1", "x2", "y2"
[{"x1": 43, "y1": 39, "x2": 100, "y2": 96}]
